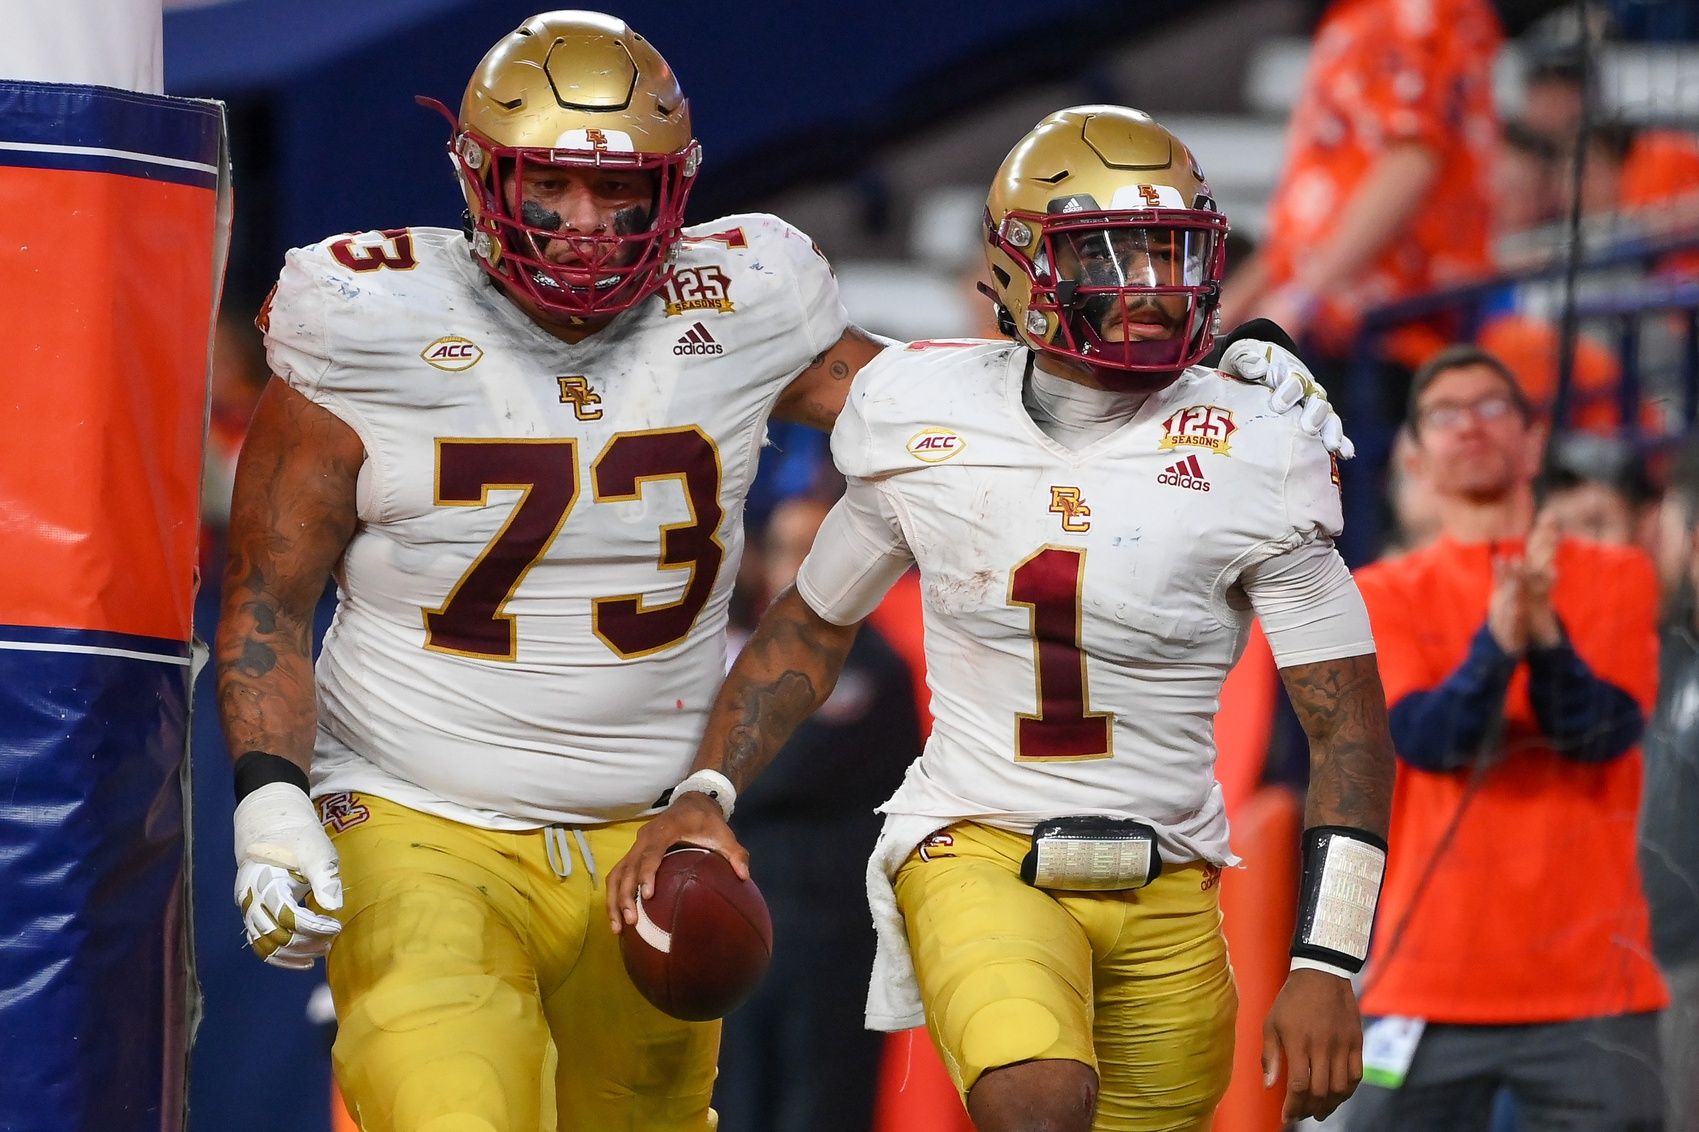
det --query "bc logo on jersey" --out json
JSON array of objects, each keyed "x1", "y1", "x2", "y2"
[
  {"x1": 1049, "y1": 486, "x2": 1092, "y2": 532},
  {"x1": 1159, "y1": 404, "x2": 1236, "y2": 455},
  {"x1": 557, "y1": 376, "x2": 603, "y2": 420},
  {"x1": 661, "y1": 267, "x2": 735, "y2": 316}
]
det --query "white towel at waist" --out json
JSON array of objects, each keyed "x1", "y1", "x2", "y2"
[{"x1": 864, "y1": 812, "x2": 952, "y2": 1032}]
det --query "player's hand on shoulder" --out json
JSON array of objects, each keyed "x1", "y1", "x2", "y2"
[
  {"x1": 1218, "y1": 334, "x2": 1355, "y2": 459},
  {"x1": 607, "y1": 792, "x2": 748, "y2": 933},
  {"x1": 233, "y1": 782, "x2": 343, "y2": 970},
  {"x1": 1262, "y1": 966, "x2": 1364, "y2": 1121}
]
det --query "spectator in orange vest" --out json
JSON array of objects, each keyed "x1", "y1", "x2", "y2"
[
  {"x1": 1351, "y1": 344, "x2": 1666, "y2": 1128},
  {"x1": 1220, "y1": 0, "x2": 1503, "y2": 400}
]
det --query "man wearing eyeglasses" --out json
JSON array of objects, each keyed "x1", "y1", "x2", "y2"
[{"x1": 1347, "y1": 344, "x2": 1667, "y2": 1129}]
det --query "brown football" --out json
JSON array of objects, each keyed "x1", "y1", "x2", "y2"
[{"x1": 619, "y1": 845, "x2": 774, "y2": 1022}]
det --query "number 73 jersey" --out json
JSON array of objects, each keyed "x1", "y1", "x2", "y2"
[
  {"x1": 259, "y1": 217, "x2": 846, "y2": 828},
  {"x1": 800, "y1": 341, "x2": 1350, "y2": 864}
]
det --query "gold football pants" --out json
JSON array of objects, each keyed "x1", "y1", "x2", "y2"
[
  {"x1": 892, "y1": 821, "x2": 1236, "y2": 1132},
  {"x1": 322, "y1": 793, "x2": 717, "y2": 1132}
]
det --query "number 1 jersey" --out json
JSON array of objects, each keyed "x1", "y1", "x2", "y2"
[
  {"x1": 799, "y1": 341, "x2": 1361, "y2": 864},
  {"x1": 261, "y1": 216, "x2": 846, "y2": 827}
]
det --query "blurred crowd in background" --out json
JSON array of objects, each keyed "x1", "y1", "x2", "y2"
[{"x1": 174, "y1": 0, "x2": 1699, "y2": 1129}]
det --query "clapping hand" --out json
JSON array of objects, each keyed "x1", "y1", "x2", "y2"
[{"x1": 1487, "y1": 512, "x2": 1562, "y2": 654}]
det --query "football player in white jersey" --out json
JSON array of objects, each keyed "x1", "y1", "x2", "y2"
[
  {"x1": 610, "y1": 107, "x2": 1397, "y2": 1131},
  {"x1": 218, "y1": 11, "x2": 1352, "y2": 1128},
  {"x1": 217, "y1": 13, "x2": 892, "y2": 1131}
]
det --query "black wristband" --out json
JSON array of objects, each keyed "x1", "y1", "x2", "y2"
[{"x1": 233, "y1": 750, "x2": 310, "y2": 802}]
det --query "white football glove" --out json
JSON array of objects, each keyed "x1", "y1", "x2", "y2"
[
  {"x1": 1219, "y1": 338, "x2": 1356, "y2": 460},
  {"x1": 233, "y1": 782, "x2": 343, "y2": 970}
]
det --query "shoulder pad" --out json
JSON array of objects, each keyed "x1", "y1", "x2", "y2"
[{"x1": 832, "y1": 341, "x2": 1011, "y2": 479}]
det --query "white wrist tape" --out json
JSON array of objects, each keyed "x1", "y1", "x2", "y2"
[
  {"x1": 671, "y1": 769, "x2": 736, "y2": 820},
  {"x1": 1290, "y1": 956, "x2": 1357, "y2": 981},
  {"x1": 1291, "y1": 826, "x2": 1387, "y2": 974}
]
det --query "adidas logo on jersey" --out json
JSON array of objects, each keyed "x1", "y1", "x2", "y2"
[
  {"x1": 673, "y1": 322, "x2": 723, "y2": 355},
  {"x1": 1157, "y1": 454, "x2": 1211, "y2": 492}
]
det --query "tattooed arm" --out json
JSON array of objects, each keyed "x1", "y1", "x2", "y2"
[
  {"x1": 216, "y1": 378, "x2": 363, "y2": 775},
  {"x1": 1261, "y1": 649, "x2": 1395, "y2": 1121},
  {"x1": 1281, "y1": 652, "x2": 1395, "y2": 837},
  {"x1": 220, "y1": 378, "x2": 360, "y2": 970},
  {"x1": 770, "y1": 324, "x2": 891, "y2": 431},
  {"x1": 607, "y1": 585, "x2": 860, "y2": 930},
  {"x1": 700, "y1": 586, "x2": 860, "y2": 788}
]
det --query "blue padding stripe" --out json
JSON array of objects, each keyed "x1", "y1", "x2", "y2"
[
  {"x1": 0, "y1": 81, "x2": 221, "y2": 188},
  {"x1": 0, "y1": 647, "x2": 189, "y2": 1130},
  {"x1": 0, "y1": 624, "x2": 191, "y2": 664}
]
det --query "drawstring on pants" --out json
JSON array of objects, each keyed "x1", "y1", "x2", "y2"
[{"x1": 542, "y1": 826, "x2": 598, "y2": 887}]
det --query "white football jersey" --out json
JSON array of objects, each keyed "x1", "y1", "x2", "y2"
[
  {"x1": 802, "y1": 341, "x2": 1354, "y2": 864},
  {"x1": 262, "y1": 215, "x2": 846, "y2": 827}
]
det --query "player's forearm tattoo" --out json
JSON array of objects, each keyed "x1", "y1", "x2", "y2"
[
  {"x1": 722, "y1": 669, "x2": 820, "y2": 786},
  {"x1": 711, "y1": 588, "x2": 857, "y2": 789},
  {"x1": 781, "y1": 326, "x2": 888, "y2": 430},
  {"x1": 1280, "y1": 652, "x2": 1395, "y2": 837},
  {"x1": 215, "y1": 387, "x2": 358, "y2": 767},
  {"x1": 218, "y1": 544, "x2": 323, "y2": 762}
]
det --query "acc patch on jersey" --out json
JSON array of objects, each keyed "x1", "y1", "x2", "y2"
[
  {"x1": 1158, "y1": 404, "x2": 1235, "y2": 455},
  {"x1": 421, "y1": 335, "x2": 484, "y2": 372},
  {"x1": 907, "y1": 428, "x2": 966, "y2": 463}
]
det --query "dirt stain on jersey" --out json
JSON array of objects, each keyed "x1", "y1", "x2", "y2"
[{"x1": 926, "y1": 567, "x2": 1000, "y2": 614}]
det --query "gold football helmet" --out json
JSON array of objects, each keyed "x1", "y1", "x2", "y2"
[
  {"x1": 442, "y1": 11, "x2": 701, "y2": 317},
  {"x1": 984, "y1": 106, "x2": 1227, "y2": 387}
]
